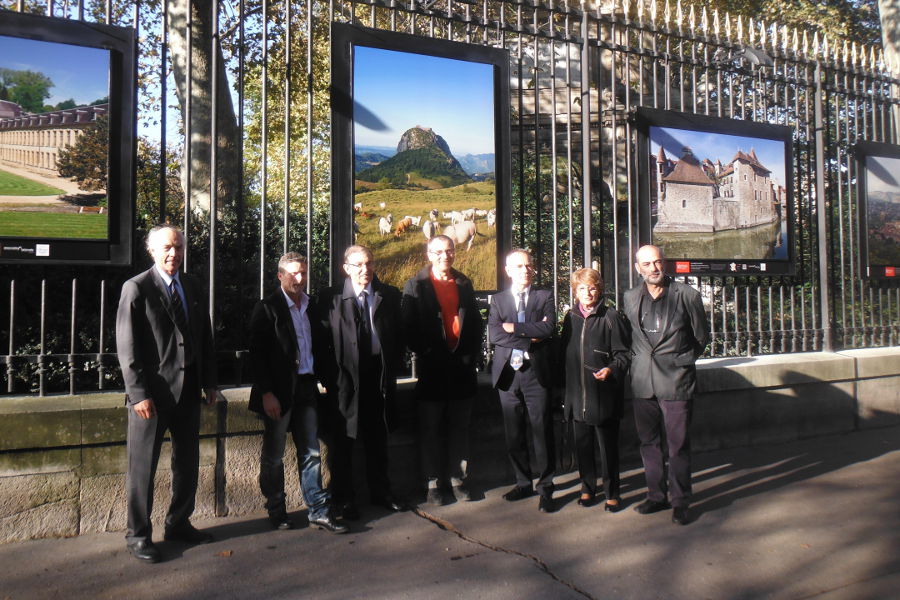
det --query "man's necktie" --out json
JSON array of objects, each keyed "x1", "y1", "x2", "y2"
[
  {"x1": 359, "y1": 290, "x2": 372, "y2": 356},
  {"x1": 510, "y1": 292, "x2": 526, "y2": 370},
  {"x1": 170, "y1": 279, "x2": 194, "y2": 362}
]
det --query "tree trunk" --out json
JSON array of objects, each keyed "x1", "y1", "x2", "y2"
[{"x1": 166, "y1": 0, "x2": 240, "y2": 215}]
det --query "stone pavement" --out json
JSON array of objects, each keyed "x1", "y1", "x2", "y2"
[{"x1": 1, "y1": 425, "x2": 898, "y2": 600}]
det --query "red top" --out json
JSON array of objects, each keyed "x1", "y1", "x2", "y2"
[{"x1": 431, "y1": 272, "x2": 460, "y2": 350}]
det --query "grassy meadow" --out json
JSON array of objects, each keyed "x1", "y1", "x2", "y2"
[
  {"x1": 0, "y1": 169, "x2": 65, "y2": 196},
  {"x1": 0, "y1": 212, "x2": 107, "y2": 239},
  {"x1": 354, "y1": 181, "x2": 498, "y2": 290}
]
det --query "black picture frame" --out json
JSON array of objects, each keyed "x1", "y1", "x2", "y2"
[
  {"x1": 331, "y1": 23, "x2": 511, "y2": 292},
  {"x1": 855, "y1": 140, "x2": 900, "y2": 279},
  {"x1": 634, "y1": 107, "x2": 794, "y2": 277},
  {"x1": 0, "y1": 11, "x2": 135, "y2": 265}
]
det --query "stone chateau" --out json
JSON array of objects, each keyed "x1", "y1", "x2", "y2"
[
  {"x1": 653, "y1": 145, "x2": 786, "y2": 233},
  {"x1": 0, "y1": 99, "x2": 108, "y2": 179}
]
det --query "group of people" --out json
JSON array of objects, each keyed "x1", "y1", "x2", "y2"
[{"x1": 116, "y1": 224, "x2": 709, "y2": 564}]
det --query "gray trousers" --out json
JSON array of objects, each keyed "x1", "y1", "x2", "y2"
[{"x1": 633, "y1": 396, "x2": 693, "y2": 508}]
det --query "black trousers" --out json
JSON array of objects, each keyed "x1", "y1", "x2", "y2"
[
  {"x1": 633, "y1": 396, "x2": 693, "y2": 508},
  {"x1": 497, "y1": 362, "x2": 555, "y2": 495},
  {"x1": 328, "y1": 357, "x2": 391, "y2": 505},
  {"x1": 573, "y1": 419, "x2": 620, "y2": 500},
  {"x1": 418, "y1": 395, "x2": 473, "y2": 486},
  {"x1": 125, "y1": 366, "x2": 200, "y2": 544}
]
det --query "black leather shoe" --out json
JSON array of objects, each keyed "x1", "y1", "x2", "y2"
[
  {"x1": 452, "y1": 483, "x2": 472, "y2": 502},
  {"x1": 269, "y1": 512, "x2": 294, "y2": 530},
  {"x1": 309, "y1": 514, "x2": 349, "y2": 534},
  {"x1": 338, "y1": 502, "x2": 360, "y2": 521},
  {"x1": 604, "y1": 500, "x2": 622, "y2": 513},
  {"x1": 372, "y1": 495, "x2": 406, "y2": 512},
  {"x1": 425, "y1": 488, "x2": 445, "y2": 506},
  {"x1": 164, "y1": 524, "x2": 214, "y2": 544},
  {"x1": 672, "y1": 506, "x2": 691, "y2": 526},
  {"x1": 633, "y1": 499, "x2": 671, "y2": 515},
  {"x1": 576, "y1": 493, "x2": 594, "y2": 507},
  {"x1": 502, "y1": 486, "x2": 535, "y2": 502},
  {"x1": 127, "y1": 540, "x2": 160, "y2": 563},
  {"x1": 538, "y1": 495, "x2": 555, "y2": 513}
]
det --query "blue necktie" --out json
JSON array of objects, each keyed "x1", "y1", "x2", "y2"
[{"x1": 510, "y1": 292, "x2": 526, "y2": 370}]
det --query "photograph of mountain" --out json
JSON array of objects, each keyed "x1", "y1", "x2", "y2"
[
  {"x1": 864, "y1": 154, "x2": 900, "y2": 267},
  {"x1": 351, "y1": 45, "x2": 497, "y2": 289}
]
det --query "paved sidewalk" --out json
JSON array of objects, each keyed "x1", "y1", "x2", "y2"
[{"x1": 1, "y1": 426, "x2": 898, "y2": 600}]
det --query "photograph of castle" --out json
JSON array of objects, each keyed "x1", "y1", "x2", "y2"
[
  {"x1": 0, "y1": 34, "x2": 110, "y2": 240},
  {"x1": 649, "y1": 125, "x2": 789, "y2": 261},
  {"x1": 349, "y1": 45, "x2": 498, "y2": 290}
]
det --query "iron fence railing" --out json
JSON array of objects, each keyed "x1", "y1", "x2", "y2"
[{"x1": 1, "y1": 0, "x2": 898, "y2": 396}]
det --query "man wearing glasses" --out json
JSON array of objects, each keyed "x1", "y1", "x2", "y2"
[
  {"x1": 624, "y1": 244, "x2": 709, "y2": 526},
  {"x1": 319, "y1": 245, "x2": 406, "y2": 520},
  {"x1": 402, "y1": 235, "x2": 483, "y2": 505}
]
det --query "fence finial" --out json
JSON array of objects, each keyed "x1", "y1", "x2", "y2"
[
  {"x1": 623, "y1": 0, "x2": 631, "y2": 20},
  {"x1": 736, "y1": 15, "x2": 743, "y2": 44},
  {"x1": 713, "y1": 9, "x2": 720, "y2": 39},
  {"x1": 812, "y1": 31, "x2": 819, "y2": 59},
  {"x1": 700, "y1": 6, "x2": 708, "y2": 34},
  {"x1": 649, "y1": 0, "x2": 657, "y2": 24},
  {"x1": 748, "y1": 17, "x2": 755, "y2": 45},
  {"x1": 675, "y1": 0, "x2": 683, "y2": 30},
  {"x1": 689, "y1": 4, "x2": 696, "y2": 31},
  {"x1": 802, "y1": 30, "x2": 809, "y2": 58},
  {"x1": 791, "y1": 28, "x2": 799, "y2": 55},
  {"x1": 663, "y1": 0, "x2": 670, "y2": 26},
  {"x1": 725, "y1": 12, "x2": 732, "y2": 41}
]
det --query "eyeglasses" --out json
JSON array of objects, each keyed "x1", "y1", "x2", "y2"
[
  {"x1": 428, "y1": 249, "x2": 454, "y2": 256},
  {"x1": 345, "y1": 262, "x2": 373, "y2": 270}
]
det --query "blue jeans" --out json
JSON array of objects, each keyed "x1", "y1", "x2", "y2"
[{"x1": 259, "y1": 379, "x2": 330, "y2": 520}]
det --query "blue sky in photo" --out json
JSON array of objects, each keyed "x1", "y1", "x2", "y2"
[
  {"x1": 866, "y1": 155, "x2": 900, "y2": 196},
  {"x1": 650, "y1": 126, "x2": 788, "y2": 187},
  {"x1": 353, "y1": 46, "x2": 495, "y2": 156},
  {"x1": 0, "y1": 35, "x2": 110, "y2": 107}
]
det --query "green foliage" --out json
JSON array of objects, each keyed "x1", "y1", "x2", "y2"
[
  {"x1": 358, "y1": 147, "x2": 472, "y2": 188},
  {"x1": 0, "y1": 67, "x2": 53, "y2": 113},
  {"x1": 57, "y1": 116, "x2": 109, "y2": 191}
]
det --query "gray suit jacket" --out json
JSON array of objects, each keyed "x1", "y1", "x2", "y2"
[
  {"x1": 623, "y1": 278, "x2": 709, "y2": 401},
  {"x1": 116, "y1": 267, "x2": 216, "y2": 406}
]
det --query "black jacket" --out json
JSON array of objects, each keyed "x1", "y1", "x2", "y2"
[
  {"x1": 560, "y1": 303, "x2": 631, "y2": 425},
  {"x1": 248, "y1": 289, "x2": 325, "y2": 415},
  {"x1": 488, "y1": 287, "x2": 556, "y2": 389},
  {"x1": 401, "y1": 265, "x2": 483, "y2": 401},
  {"x1": 318, "y1": 276, "x2": 404, "y2": 438}
]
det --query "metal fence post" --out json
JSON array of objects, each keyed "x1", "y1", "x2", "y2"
[{"x1": 814, "y1": 61, "x2": 835, "y2": 351}]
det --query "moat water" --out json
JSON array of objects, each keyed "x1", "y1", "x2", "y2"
[{"x1": 653, "y1": 219, "x2": 787, "y2": 261}]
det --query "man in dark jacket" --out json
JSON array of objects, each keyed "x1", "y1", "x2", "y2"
[
  {"x1": 402, "y1": 235, "x2": 483, "y2": 505},
  {"x1": 319, "y1": 245, "x2": 406, "y2": 520},
  {"x1": 623, "y1": 244, "x2": 709, "y2": 526},
  {"x1": 488, "y1": 249, "x2": 557, "y2": 512},
  {"x1": 249, "y1": 252, "x2": 346, "y2": 533}
]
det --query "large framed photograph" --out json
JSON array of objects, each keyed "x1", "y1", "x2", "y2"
[
  {"x1": 331, "y1": 24, "x2": 510, "y2": 292},
  {"x1": 0, "y1": 11, "x2": 135, "y2": 265},
  {"x1": 635, "y1": 108, "x2": 794, "y2": 276},
  {"x1": 856, "y1": 141, "x2": 900, "y2": 279}
]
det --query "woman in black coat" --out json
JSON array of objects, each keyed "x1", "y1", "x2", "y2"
[{"x1": 560, "y1": 268, "x2": 631, "y2": 511}]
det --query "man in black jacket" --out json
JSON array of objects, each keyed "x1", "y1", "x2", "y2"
[
  {"x1": 623, "y1": 245, "x2": 709, "y2": 526},
  {"x1": 488, "y1": 249, "x2": 557, "y2": 512},
  {"x1": 319, "y1": 245, "x2": 406, "y2": 519},
  {"x1": 402, "y1": 235, "x2": 483, "y2": 505},
  {"x1": 249, "y1": 252, "x2": 346, "y2": 534}
]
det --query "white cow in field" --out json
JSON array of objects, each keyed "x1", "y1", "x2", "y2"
[
  {"x1": 402, "y1": 215, "x2": 422, "y2": 227},
  {"x1": 379, "y1": 201, "x2": 386, "y2": 210},
  {"x1": 443, "y1": 221, "x2": 482, "y2": 251},
  {"x1": 378, "y1": 213, "x2": 393, "y2": 236},
  {"x1": 486, "y1": 208, "x2": 496, "y2": 228},
  {"x1": 460, "y1": 208, "x2": 477, "y2": 222},
  {"x1": 474, "y1": 209, "x2": 488, "y2": 218},
  {"x1": 422, "y1": 220, "x2": 438, "y2": 241},
  {"x1": 444, "y1": 210, "x2": 466, "y2": 225},
  {"x1": 428, "y1": 208, "x2": 439, "y2": 222}
]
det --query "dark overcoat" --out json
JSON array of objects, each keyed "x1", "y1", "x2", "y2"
[
  {"x1": 487, "y1": 287, "x2": 556, "y2": 389},
  {"x1": 401, "y1": 265, "x2": 483, "y2": 401},
  {"x1": 318, "y1": 276, "x2": 404, "y2": 438},
  {"x1": 560, "y1": 303, "x2": 631, "y2": 425}
]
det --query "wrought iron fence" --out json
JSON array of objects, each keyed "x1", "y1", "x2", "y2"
[{"x1": 1, "y1": 0, "x2": 898, "y2": 396}]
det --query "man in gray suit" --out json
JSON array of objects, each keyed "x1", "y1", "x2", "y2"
[
  {"x1": 624, "y1": 244, "x2": 709, "y2": 526},
  {"x1": 116, "y1": 225, "x2": 218, "y2": 563}
]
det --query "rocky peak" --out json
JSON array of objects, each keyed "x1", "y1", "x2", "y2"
[{"x1": 397, "y1": 126, "x2": 454, "y2": 157}]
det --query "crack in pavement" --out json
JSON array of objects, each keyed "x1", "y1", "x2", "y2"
[{"x1": 411, "y1": 506, "x2": 596, "y2": 600}]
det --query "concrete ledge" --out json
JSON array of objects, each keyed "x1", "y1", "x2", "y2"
[{"x1": 1, "y1": 349, "x2": 899, "y2": 543}]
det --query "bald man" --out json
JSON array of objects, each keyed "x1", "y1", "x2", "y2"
[{"x1": 623, "y1": 245, "x2": 708, "y2": 526}]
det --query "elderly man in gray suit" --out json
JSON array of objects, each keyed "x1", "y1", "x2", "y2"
[
  {"x1": 116, "y1": 225, "x2": 218, "y2": 563},
  {"x1": 624, "y1": 244, "x2": 709, "y2": 526}
]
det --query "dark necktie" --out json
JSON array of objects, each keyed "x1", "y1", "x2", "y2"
[
  {"x1": 359, "y1": 290, "x2": 372, "y2": 356},
  {"x1": 170, "y1": 280, "x2": 194, "y2": 362},
  {"x1": 511, "y1": 292, "x2": 526, "y2": 370}
]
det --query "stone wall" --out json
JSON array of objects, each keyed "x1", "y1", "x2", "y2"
[{"x1": 1, "y1": 348, "x2": 898, "y2": 544}]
